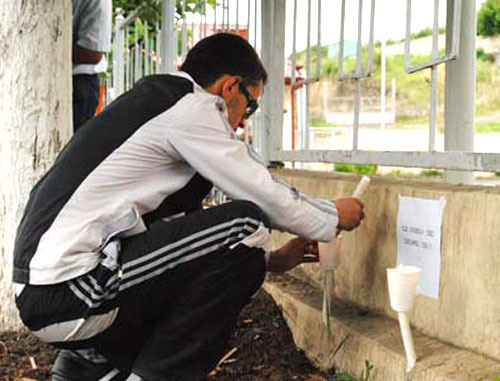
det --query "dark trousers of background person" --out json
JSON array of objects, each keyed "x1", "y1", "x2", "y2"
[
  {"x1": 73, "y1": 74, "x2": 100, "y2": 132},
  {"x1": 17, "y1": 201, "x2": 268, "y2": 381}
]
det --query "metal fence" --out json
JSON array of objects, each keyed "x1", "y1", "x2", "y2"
[
  {"x1": 108, "y1": 0, "x2": 500, "y2": 183},
  {"x1": 274, "y1": 0, "x2": 500, "y2": 181}
]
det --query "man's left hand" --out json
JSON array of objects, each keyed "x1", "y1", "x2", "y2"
[{"x1": 267, "y1": 237, "x2": 319, "y2": 273}]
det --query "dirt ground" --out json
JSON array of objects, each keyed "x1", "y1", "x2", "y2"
[{"x1": 0, "y1": 288, "x2": 334, "y2": 381}]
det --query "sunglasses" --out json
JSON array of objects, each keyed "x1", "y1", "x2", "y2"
[{"x1": 238, "y1": 83, "x2": 259, "y2": 119}]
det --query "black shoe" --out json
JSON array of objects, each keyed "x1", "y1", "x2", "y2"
[{"x1": 51, "y1": 349, "x2": 129, "y2": 381}]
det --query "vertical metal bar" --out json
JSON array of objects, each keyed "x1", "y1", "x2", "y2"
[
  {"x1": 199, "y1": 4, "x2": 203, "y2": 40},
  {"x1": 352, "y1": 0, "x2": 363, "y2": 150},
  {"x1": 236, "y1": 0, "x2": 240, "y2": 33},
  {"x1": 405, "y1": 0, "x2": 411, "y2": 70},
  {"x1": 144, "y1": 21, "x2": 150, "y2": 76},
  {"x1": 429, "y1": 0, "x2": 439, "y2": 151},
  {"x1": 366, "y1": 0, "x2": 375, "y2": 74},
  {"x1": 161, "y1": 0, "x2": 175, "y2": 73},
  {"x1": 112, "y1": 12, "x2": 125, "y2": 97},
  {"x1": 182, "y1": 0, "x2": 187, "y2": 60},
  {"x1": 291, "y1": 0, "x2": 297, "y2": 84},
  {"x1": 316, "y1": 0, "x2": 322, "y2": 79},
  {"x1": 353, "y1": 79, "x2": 361, "y2": 150},
  {"x1": 129, "y1": 48, "x2": 133, "y2": 87},
  {"x1": 381, "y1": 38, "x2": 386, "y2": 130},
  {"x1": 222, "y1": 0, "x2": 226, "y2": 31},
  {"x1": 338, "y1": 0, "x2": 346, "y2": 80},
  {"x1": 200, "y1": 0, "x2": 204, "y2": 38},
  {"x1": 214, "y1": 0, "x2": 217, "y2": 33},
  {"x1": 247, "y1": 0, "x2": 251, "y2": 40},
  {"x1": 173, "y1": 19, "x2": 179, "y2": 69},
  {"x1": 254, "y1": 0, "x2": 257, "y2": 47},
  {"x1": 444, "y1": 0, "x2": 474, "y2": 183},
  {"x1": 354, "y1": 0, "x2": 363, "y2": 76},
  {"x1": 260, "y1": 0, "x2": 274, "y2": 162},
  {"x1": 155, "y1": 24, "x2": 159, "y2": 73},
  {"x1": 191, "y1": 5, "x2": 195, "y2": 46},
  {"x1": 125, "y1": 25, "x2": 129, "y2": 90},
  {"x1": 270, "y1": 0, "x2": 286, "y2": 159},
  {"x1": 134, "y1": 19, "x2": 139, "y2": 82},
  {"x1": 304, "y1": 0, "x2": 312, "y2": 149}
]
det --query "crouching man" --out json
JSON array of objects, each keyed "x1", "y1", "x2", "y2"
[{"x1": 13, "y1": 33, "x2": 364, "y2": 381}]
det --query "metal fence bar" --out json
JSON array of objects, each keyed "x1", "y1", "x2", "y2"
[
  {"x1": 155, "y1": 22, "x2": 160, "y2": 73},
  {"x1": 214, "y1": 0, "x2": 217, "y2": 33},
  {"x1": 405, "y1": 0, "x2": 462, "y2": 73},
  {"x1": 236, "y1": 0, "x2": 240, "y2": 33},
  {"x1": 161, "y1": 0, "x2": 176, "y2": 73},
  {"x1": 291, "y1": 0, "x2": 297, "y2": 85},
  {"x1": 316, "y1": 0, "x2": 322, "y2": 78},
  {"x1": 144, "y1": 22, "x2": 150, "y2": 76},
  {"x1": 182, "y1": 0, "x2": 188, "y2": 61},
  {"x1": 338, "y1": 0, "x2": 346, "y2": 80},
  {"x1": 254, "y1": 0, "x2": 257, "y2": 47},
  {"x1": 247, "y1": 0, "x2": 251, "y2": 40},
  {"x1": 351, "y1": 0, "x2": 364, "y2": 150},
  {"x1": 366, "y1": 0, "x2": 375, "y2": 75},
  {"x1": 222, "y1": 0, "x2": 226, "y2": 31},
  {"x1": 276, "y1": 150, "x2": 500, "y2": 172},
  {"x1": 125, "y1": 25, "x2": 130, "y2": 89},
  {"x1": 304, "y1": 0, "x2": 312, "y2": 149},
  {"x1": 112, "y1": 12, "x2": 125, "y2": 96},
  {"x1": 428, "y1": 0, "x2": 440, "y2": 151}
]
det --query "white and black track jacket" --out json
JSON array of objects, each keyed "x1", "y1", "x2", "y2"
[{"x1": 13, "y1": 72, "x2": 339, "y2": 285}]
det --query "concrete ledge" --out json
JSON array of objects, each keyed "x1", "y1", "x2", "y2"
[{"x1": 264, "y1": 274, "x2": 500, "y2": 381}]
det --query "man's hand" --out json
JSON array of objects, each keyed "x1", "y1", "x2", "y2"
[
  {"x1": 267, "y1": 237, "x2": 319, "y2": 273},
  {"x1": 335, "y1": 197, "x2": 365, "y2": 231}
]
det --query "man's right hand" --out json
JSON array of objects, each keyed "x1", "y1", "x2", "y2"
[{"x1": 334, "y1": 197, "x2": 365, "y2": 231}]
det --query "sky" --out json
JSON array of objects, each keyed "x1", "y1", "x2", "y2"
[{"x1": 185, "y1": 0, "x2": 487, "y2": 57}]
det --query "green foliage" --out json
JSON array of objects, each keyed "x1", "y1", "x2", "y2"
[
  {"x1": 310, "y1": 117, "x2": 340, "y2": 127},
  {"x1": 112, "y1": 0, "x2": 217, "y2": 25},
  {"x1": 410, "y1": 27, "x2": 445, "y2": 39},
  {"x1": 420, "y1": 169, "x2": 442, "y2": 177},
  {"x1": 476, "y1": 122, "x2": 500, "y2": 133},
  {"x1": 334, "y1": 164, "x2": 378, "y2": 175},
  {"x1": 492, "y1": 376, "x2": 500, "y2": 381},
  {"x1": 478, "y1": 0, "x2": 500, "y2": 36},
  {"x1": 477, "y1": 48, "x2": 496, "y2": 63},
  {"x1": 333, "y1": 361, "x2": 374, "y2": 381}
]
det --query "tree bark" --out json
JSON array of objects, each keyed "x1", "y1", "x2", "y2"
[{"x1": 0, "y1": 1, "x2": 72, "y2": 330}]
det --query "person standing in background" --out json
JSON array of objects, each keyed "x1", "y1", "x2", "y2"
[{"x1": 72, "y1": 0, "x2": 112, "y2": 132}]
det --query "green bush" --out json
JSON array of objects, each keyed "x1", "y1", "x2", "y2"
[
  {"x1": 334, "y1": 163, "x2": 378, "y2": 175},
  {"x1": 421, "y1": 169, "x2": 442, "y2": 177},
  {"x1": 477, "y1": 48, "x2": 495, "y2": 63},
  {"x1": 478, "y1": 0, "x2": 500, "y2": 37}
]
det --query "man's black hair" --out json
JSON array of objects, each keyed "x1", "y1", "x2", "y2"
[{"x1": 180, "y1": 33, "x2": 268, "y2": 88}]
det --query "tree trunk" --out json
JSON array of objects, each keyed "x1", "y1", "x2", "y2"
[{"x1": 0, "y1": 1, "x2": 72, "y2": 330}]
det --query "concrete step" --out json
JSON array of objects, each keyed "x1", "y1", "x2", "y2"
[{"x1": 263, "y1": 273, "x2": 500, "y2": 381}]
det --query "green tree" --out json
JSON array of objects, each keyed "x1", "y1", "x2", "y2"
[
  {"x1": 478, "y1": 0, "x2": 500, "y2": 36},
  {"x1": 112, "y1": 0, "x2": 217, "y2": 25}
]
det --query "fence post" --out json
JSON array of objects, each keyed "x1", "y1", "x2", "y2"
[
  {"x1": 113, "y1": 10, "x2": 125, "y2": 97},
  {"x1": 260, "y1": 0, "x2": 286, "y2": 164},
  {"x1": 444, "y1": 0, "x2": 474, "y2": 184},
  {"x1": 161, "y1": 0, "x2": 176, "y2": 73}
]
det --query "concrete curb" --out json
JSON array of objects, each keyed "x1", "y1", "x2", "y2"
[{"x1": 264, "y1": 273, "x2": 500, "y2": 381}]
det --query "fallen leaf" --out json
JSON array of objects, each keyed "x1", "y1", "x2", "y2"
[{"x1": 252, "y1": 365, "x2": 265, "y2": 372}]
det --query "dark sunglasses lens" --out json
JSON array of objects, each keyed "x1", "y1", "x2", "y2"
[{"x1": 245, "y1": 103, "x2": 257, "y2": 119}]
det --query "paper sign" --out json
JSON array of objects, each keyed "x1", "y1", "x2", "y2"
[{"x1": 396, "y1": 196, "x2": 446, "y2": 299}]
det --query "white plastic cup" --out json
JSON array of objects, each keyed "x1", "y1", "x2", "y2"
[
  {"x1": 387, "y1": 265, "x2": 421, "y2": 312},
  {"x1": 319, "y1": 237, "x2": 342, "y2": 270}
]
